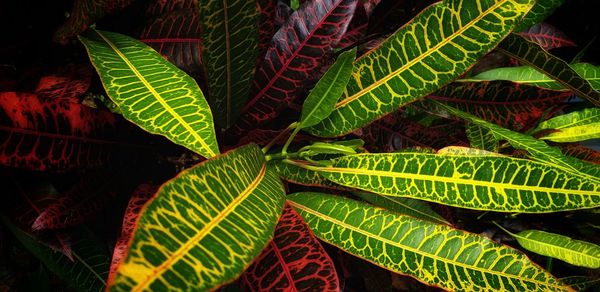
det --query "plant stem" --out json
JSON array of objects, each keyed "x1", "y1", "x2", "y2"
[
  {"x1": 281, "y1": 123, "x2": 301, "y2": 155},
  {"x1": 262, "y1": 122, "x2": 298, "y2": 153}
]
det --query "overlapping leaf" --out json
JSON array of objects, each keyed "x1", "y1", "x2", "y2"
[
  {"x1": 562, "y1": 144, "x2": 600, "y2": 164},
  {"x1": 269, "y1": 160, "x2": 342, "y2": 188},
  {"x1": 497, "y1": 34, "x2": 600, "y2": 106},
  {"x1": 310, "y1": 150, "x2": 600, "y2": 212},
  {"x1": 109, "y1": 144, "x2": 286, "y2": 291},
  {"x1": 34, "y1": 65, "x2": 93, "y2": 100},
  {"x1": 240, "y1": 204, "x2": 339, "y2": 291},
  {"x1": 199, "y1": 0, "x2": 259, "y2": 128},
  {"x1": 287, "y1": 192, "x2": 570, "y2": 291},
  {"x1": 308, "y1": 0, "x2": 535, "y2": 137},
  {"x1": 518, "y1": 22, "x2": 575, "y2": 50},
  {"x1": 0, "y1": 92, "x2": 128, "y2": 171},
  {"x1": 466, "y1": 123, "x2": 499, "y2": 152},
  {"x1": 514, "y1": 0, "x2": 564, "y2": 31},
  {"x1": 231, "y1": 0, "x2": 358, "y2": 135},
  {"x1": 535, "y1": 108, "x2": 600, "y2": 143},
  {"x1": 79, "y1": 30, "x2": 219, "y2": 159},
  {"x1": 145, "y1": 0, "x2": 197, "y2": 17},
  {"x1": 353, "y1": 192, "x2": 449, "y2": 225}
]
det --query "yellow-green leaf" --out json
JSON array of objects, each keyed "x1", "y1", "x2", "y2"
[
  {"x1": 109, "y1": 144, "x2": 286, "y2": 291},
  {"x1": 353, "y1": 191, "x2": 450, "y2": 225},
  {"x1": 307, "y1": 0, "x2": 535, "y2": 137},
  {"x1": 466, "y1": 123, "x2": 499, "y2": 152},
  {"x1": 79, "y1": 29, "x2": 219, "y2": 159},
  {"x1": 536, "y1": 108, "x2": 600, "y2": 143},
  {"x1": 287, "y1": 192, "x2": 570, "y2": 291}
]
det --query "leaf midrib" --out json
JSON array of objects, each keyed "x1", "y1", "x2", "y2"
[
  {"x1": 95, "y1": 31, "x2": 216, "y2": 157},
  {"x1": 516, "y1": 233, "x2": 600, "y2": 265}
]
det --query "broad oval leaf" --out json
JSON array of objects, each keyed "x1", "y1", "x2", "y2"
[
  {"x1": 199, "y1": 0, "x2": 259, "y2": 129},
  {"x1": 312, "y1": 151, "x2": 600, "y2": 212},
  {"x1": 353, "y1": 191, "x2": 449, "y2": 225},
  {"x1": 299, "y1": 48, "x2": 356, "y2": 129},
  {"x1": 79, "y1": 29, "x2": 219, "y2": 159},
  {"x1": 109, "y1": 144, "x2": 286, "y2": 291},
  {"x1": 505, "y1": 228, "x2": 600, "y2": 269},
  {"x1": 240, "y1": 204, "x2": 339, "y2": 291},
  {"x1": 287, "y1": 192, "x2": 570, "y2": 291},
  {"x1": 497, "y1": 34, "x2": 600, "y2": 107},
  {"x1": 307, "y1": 0, "x2": 535, "y2": 137},
  {"x1": 536, "y1": 108, "x2": 600, "y2": 143}
]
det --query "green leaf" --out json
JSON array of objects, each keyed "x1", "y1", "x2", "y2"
[
  {"x1": 535, "y1": 108, "x2": 600, "y2": 143},
  {"x1": 299, "y1": 48, "x2": 356, "y2": 129},
  {"x1": 79, "y1": 29, "x2": 219, "y2": 159},
  {"x1": 496, "y1": 34, "x2": 600, "y2": 106},
  {"x1": 109, "y1": 144, "x2": 286, "y2": 291},
  {"x1": 466, "y1": 123, "x2": 499, "y2": 151},
  {"x1": 3, "y1": 219, "x2": 110, "y2": 292},
  {"x1": 515, "y1": 0, "x2": 564, "y2": 31},
  {"x1": 269, "y1": 160, "x2": 343, "y2": 189},
  {"x1": 560, "y1": 276, "x2": 600, "y2": 291},
  {"x1": 306, "y1": 0, "x2": 535, "y2": 137},
  {"x1": 353, "y1": 192, "x2": 450, "y2": 225},
  {"x1": 199, "y1": 0, "x2": 259, "y2": 129},
  {"x1": 309, "y1": 151, "x2": 600, "y2": 212},
  {"x1": 465, "y1": 63, "x2": 600, "y2": 91},
  {"x1": 498, "y1": 227, "x2": 600, "y2": 269},
  {"x1": 287, "y1": 192, "x2": 569, "y2": 291}
]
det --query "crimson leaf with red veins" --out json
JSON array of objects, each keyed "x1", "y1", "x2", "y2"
[
  {"x1": 231, "y1": 0, "x2": 357, "y2": 135},
  {"x1": 34, "y1": 65, "x2": 92, "y2": 101},
  {"x1": 518, "y1": 22, "x2": 576, "y2": 51},
  {"x1": 240, "y1": 204, "x2": 339, "y2": 291}
]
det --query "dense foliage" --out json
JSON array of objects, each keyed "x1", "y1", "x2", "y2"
[{"x1": 1, "y1": 0, "x2": 600, "y2": 291}]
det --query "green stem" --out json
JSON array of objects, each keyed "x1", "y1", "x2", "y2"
[
  {"x1": 262, "y1": 122, "x2": 298, "y2": 153},
  {"x1": 281, "y1": 124, "x2": 301, "y2": 155}
]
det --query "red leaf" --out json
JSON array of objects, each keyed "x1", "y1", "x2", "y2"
[
  {"x1": 335, "y1": 3, "x2": 368, "y2": 49},
  {"x1": 240, "y1": 204, "x2": 339, "y2": 291},
  {"x1": 231, "y1": 0, "x2": 358, "y2": 136},
  {"x1": 561, "y1": 144, "x2": 600, "y2": 164},
  {"x1": 519, "y1": 22, "x2": 576, "y2": 51},
  {"x1": 0, "y1": 92, "x2": 134, "y2": 171},
  {"x1": 34, "y1": 65, "x2": 92, "y2": 101},
  {"x1": 107, "y1": 183, "x2": 156, "y2": 284},
  {"x1": 145, "y1": 0, "x2": 197, "y2": 17},
  {"x1": 427, "y1": 81, "x2": 570, "y2": 130},
  {"x1": 362, "y1": 0, "x2": 381, "y2": 16}
]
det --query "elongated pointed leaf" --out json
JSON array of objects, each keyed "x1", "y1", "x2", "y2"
[
  {"x1": 427, "y1": 81, "x2": 570, "y2": 130},
  {"x1": 307, "y1": 0, "x2": 535, "y2": 137},
  {"x1": 562, "y1": 144, "x2": 600, "y2": 164},
  {"x1": 519, "y1": 22, "x2": 575, "y2": 50},
  {"x1": 497, "y1": 34, "x2": 600, "y2": 106},
  {"x1": 535, "y1": 108, "x2": 600, "y2": 142},
  {"x1": 199, "y1": 0, "x2": 259, "y2": 128},
  {"x1": 287, "y1": 192, "x2": 570, "y2": 291},
  {"x1": 3, "y1": 219, "x2": 110, "y2": 292},
  {"x1": 312, "y1": 151, "x2": 600, "y2": 212},
  {"x1": 240, "y1": 204, "x2": 339, "y2": 291},
  {"x1": 466, "y1": 123, "x2": 499, "y2": 151},
  {"x1": 560, "y1": 276, "x2": 600, "y2": 291},
  {"x1": 353, "y1": 192, "x2": 449, "y2": 225},
  {"x1": 504, "y1": 228, "x2": 600, "y2": 268},
  {"x1": 109, "y1": 144, "x2": 286, "y2": 291},
  {"x1": 269, "y1": 160, "x2": 342, "y2": 188},
  {"x1": 231, "y1": 0, "x2": 358, "y2": 134},
  {"x1": 79, "y1": 30, "x2": 219, "y2": 159},
  {"x1": 299, "y1": 48, "x2": 356, "y2": 129},
  {"x1": 466, "y1": 63, "x2": 600, "y2": 91},
  {"x1": 514, "y1": 0, "x2": 564, "y2": 31}
]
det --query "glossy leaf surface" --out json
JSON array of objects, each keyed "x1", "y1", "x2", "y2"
[
  {"x1": 240, "y1": 204, "x2": 339, "y2": 291},
  {"x1": 307, "y1": 0, "x2": 535, "y2": 137},
  {"x1": 79, "y1": 30, "x2": 219, "y2": 159},
  {"x1": 287, "y1": 192, "x2": 569, "y2": 291},
  {"x1": 199, "y1": 0, "x2": 259, "y2": 128},
  {"x1": 536, "y1": 108, "x2": 600, "y2": 143},
  {"x1": 109, "y1": 144, "x2": 286, "y2": 291},
  {"x1": 353, "y1": 192, "x2": 449, "y2": 225},
  {"x1": 497, "y1": 34, "x2": 600, "y2": 106},
  {"x1": 231, "y1": 0, "x2": 358, "y2": 134}
]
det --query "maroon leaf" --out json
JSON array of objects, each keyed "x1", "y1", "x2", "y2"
[
  {"x1": 257, "y1": 0, "x2": 279, "y2": 58},
  {"x1": 0, "y1": 92, "x2": 135, "y2": 171},
  {"x1": 561, "y1": 144, "x2": 600, "y2": 164},
  {"x1": 335, "y1": 2, "x2": 368, "y2": 49},
  {"x1": 31, "y1": 170, "x2": 125, "y2": 231},
  {"x1": 107, "y1": 183, "x2": 156, "y2": 284},
  {"x1": 231, "y1": 0, "x2": 358, "y2": 136},
  {"x1": 34, "y1": 65, "x2": 92, "y2": 101},
  {"x1": 53, "y1": 0, "x2": 135, "y2": 43},
  {"x1": 145, "y1": 0, "x2": 197, "y2": 17},
  {"x1": 518, "y1": 22, "x2": 576, "y2": 51},
  {"x1": 357, "y1": 111, "x2": 468, "y2": 152},
  {"x1": 426, "y1": 81, "x2": 571, "y2": 130},
  {"x1": 240, "y1": 204, "x2": 339, "y2": 291},
  {"x1": 140, "y1": 9, "x2": 205, "y2": 85},
  {"x1": 362, "y1": 0, "x2": 381, "y2": 16}
]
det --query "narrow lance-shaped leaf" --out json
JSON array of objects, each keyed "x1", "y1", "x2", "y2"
[
  {"x1": 496, "y1": 34, "x2": 600, "y2": 107},
  {"x1": 514, "y1": 0, "x2": 564, "y2": 31},
  {"x1": 518, "y1": 22, "x2": 575, "y2": 50},
  {"x1": 269, "y1": 159, "x2": 345, "y2": 189},
  {"x1": 535, "y1": 108, "x2": 600, "y2": 143},
  {"x1": 560, "y1": 276, "x2": 600, "y2": 292},
  {"x1": 562, "y1": 144, "x2": 600, "y2": 165},
  {"x1": 79, "y1": 29, "x2": 219, "y2": 159},
  {"x1": 299, "y1": 48, "x2": 356, "y2": 129},
  {"x1": 307, "y1": 0, "x2": 535, "y2": 137},
  {"x1": 353, "y1": 191, "x2": 449, "y2": 225},
  {"x1": 109, "y1": 144, "x2": 286, "y2": 291},
  {"x1": 199, "y1": 0, "x2": 259, "y2": 128},
  {"x1": 497, "y1": 226, "x2": 600, "y2": 269},
  {"x1": 310, "y1": 151, "x2": 600, "y2": 213},
  {"x1": 287, "y1": 192, "x2": 571, "y2": 291},
  {"x1": 231, "y1": 0, "x2": 358, "y2": 135},
  {"x1": 464, "y1": 63, "x2": 600, "y2": 91},
  {"x1": 466, "y1": 123, "x2": 499, "y2": 152},
  {"x1": 240, "y1": 204, "x2": 339, "y2": 291}
]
